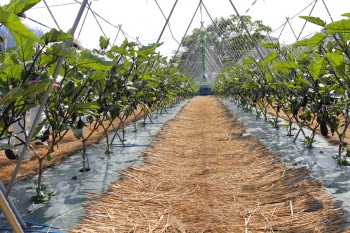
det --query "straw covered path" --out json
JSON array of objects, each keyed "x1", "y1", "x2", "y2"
[{"x1": 73, "y1": 96, "x2": 346, "y2": 232}]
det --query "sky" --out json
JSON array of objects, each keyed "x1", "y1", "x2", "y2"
[{"x1": 2, "y1": 0, "x2": 350, "y2": 58}]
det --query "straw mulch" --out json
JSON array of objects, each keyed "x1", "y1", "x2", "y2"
[{"x1": 72, "y1": 96, "x2": 347, "y2": 232}]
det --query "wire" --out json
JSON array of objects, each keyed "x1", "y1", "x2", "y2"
[
  {"x1": 32, "y1": 0, "x2": 100, "y2": 9},
  {"x1": 77, "y1": 1, "x2": 91, "y2": 39},
  {"x1": 321, "y1": 0, "x2": 334, "y2": 22},
  {"x1": 43, "y1": 0, "x2": 61, "y2": 30},
  {"x1": 27, "y1": 17, "x2": 52, "y2": 29},
  {"x1": 271, "y1": 0, "x2": 316, "y2": 34},
  {"x1": 244, "y1": 0, "x2": 263, "y2": 14}
]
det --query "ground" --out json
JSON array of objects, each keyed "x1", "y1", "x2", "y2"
[
  {"x1": 0, "y1": 108, "x2": 143, "y2": 185},
  {"x1": 72, "y1": 96, "x2": 347, "y2": 232}
]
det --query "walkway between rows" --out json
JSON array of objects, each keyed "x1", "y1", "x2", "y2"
[{"x1": 73, "y1": 96, "x2": 346, "y2": 232}]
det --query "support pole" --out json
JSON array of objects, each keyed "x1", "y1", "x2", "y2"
[
  {"x1": 297, "y1": 0, "x2": 318, "y2": 40},
  {"x1": 172, "y1": 1, "x2": 201, "y2": 60},
  {"x1": 155, "y1": 0, "x2": 179, "y2": 46},
  {"x1": 43, "y1": 0, "x2": 61, "y2": 30},
  {"x1": 200, "y1": 21, "x2": 206, "y2": 82},
  {"x1": 286, "y1": 17, "x2": 298, "y2": 41},
  {"x1": 0, "y1": 188, "x2": 23, "y2": 233},
  {"x1": 142, "y1": 0, "x2": 179, "y2": 73},
  {"x1": 227, "y1": 0, "x2": 265, "y2": 62},
  {"x1": 112, "y1": 24, "x2": 122, "y2": 46}
]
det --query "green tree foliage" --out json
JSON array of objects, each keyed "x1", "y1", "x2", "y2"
[{"x1": 174, "y1": 15, "x2": 272, "y2": 70}]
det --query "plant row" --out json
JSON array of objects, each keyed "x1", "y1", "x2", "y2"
[
  {"x1": 0, "y1": 0, "x2": 198, "y2": 201},
  {"x1": 212, "y1": 14, "x2": 350, "y2": 164}
]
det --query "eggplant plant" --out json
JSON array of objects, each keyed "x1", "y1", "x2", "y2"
[{"x1": 213, "y1": 13, "x2": 350, "y2": 164}]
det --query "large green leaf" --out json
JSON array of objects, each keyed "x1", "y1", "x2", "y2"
[
  {"x1": 42, "y1": 28, "x2": 72, "y2": 44},
  {"x1": 260, "y1": 42, "x2": 279, "y2": 49},
  {"x1": 90, "y1": 70, "x2": 107, "y2": 80},
  {"x1": 274, "y1": 61, "x2": 298, "y2": 69},
  {"x1": 299, "y1": 16, "x2": 326, "y2": 27},
  {"x1": 308, "y1": 57, "x2": 325, "y2": 80},
  {"x1": 324, "y1": 53, "x2": 344, "y2": 67},
  {"x1": 293, "y1": 33, "x2": 325, "y2": 49},
  {"x1": 324, "y1": 53, "x2": 346, "y2": 77},
  {"x1": 0, "y1": 7, "x2": 42, "y2": 43},
  {"x1": 0, "y1": 63, "x2": 23, "y2": 82},
  {"x1": 75, "y1": 102, "x2": 99, "y2": 110},
  {"x1": 292, "y1": 38, "x2": 310, "y2": 47},
  {"x1": 261, "y1": 52, "x2": 279, "y2": 67},
  {"x1": 109, "y1": 105, "x2": 122, "y2": 120},
  {"x1": 307, "y1": 33, "x2": 326, "y2": 49},
  {"x1": 109, "y1": 39, "x2": 129, "y2": 55},
  {"x1": 77, "y1": 51, "x2": 114, "y2": 71},
  {"x1": 342, "y1": 13, "x2": 350, "y2": 18},
  {"x1": 12, "y1": 33, "x2": 35, "y2": 62},
  {"x1": 0, "y1": 144, "x2": 15, "y2": 150},
  {"x1": 0, "y1": 86, "x2": 24, "y2": 104},
  {"x1": 23, "y1": 79, "x2": 50, "y2": 98},
  {"x1": 326, "y1": 19, "x2": 350, "y2": 34},
  {"x1": 46, "y1": 43, "x2": 75, "y2": 58},
  {"x1": 242, "y1": 56, "x2": 255, "y2": 65},
  {"x1": 3, "y1": 0, "x2": 41, "y2": 15}
]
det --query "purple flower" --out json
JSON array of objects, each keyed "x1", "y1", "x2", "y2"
[
  {"x1": 28, "y1": 76, "x2": 41, "y2": 84},
  {"x1": 84, "y1": 86, "x2": 93, "y2": 93},
  {"x1": 52, "y1": 83, "x2": 61, "y2": 89},
  {"x1": 333, "y1": 42, "x2": 340, "y2": 47}
]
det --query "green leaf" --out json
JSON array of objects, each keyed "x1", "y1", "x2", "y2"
[
  {"x1": 341, "y1": 13, "x2": 350, "y2": 18},
  {"x1": 308, "y1": 57, "x2": 325, "y2": 80},
  {"x1": 3, "y1": 0, "x2": 41, "y2": 15},
  {"x1": 326, "y1": 19, "x2": 350, "y2": 34},
  {"x1": 299, "y1": 16, "x2": 326, "y2": 27},
  {"x1": 292, "y1": 38, "x2": 309, "y2": 47},
  {"x1": 324, "y1": 53, "x2": 346, "y2": 77},
  {"x1": 260, "y1": 42, "x2": 279, "y2": 49},
  {"x1": 307, "y1": 33, "x2": 326, "y2": 49},
  {"x1": 12, "y1": 33, "x2": 35, "y2": 62},
  {"x1": 42, "y1": 28, "x2": 72, "y2": 44},
  {"x1": 109, "y1": 105, "x2": 122, "y2": 120},
  {"x1": 0, "y1": 63, "x2": 23, "y2": 82},
  {"x1": 90, "y1": 70, "x2": 107, "y2": 80},
  {"x1": 324, "y1": 53, "x2": 344, "y2": 67},
  {"x1": 46, "y1": 43, "x2": 75, "y2": 58},
  {"x1": 23, "y1": 80, "x2": 50, "y2": 98},
  {"x1": 0, "y1": 143, "x2": 16, "y2": 150},
  {"x1": 242, "y1": 56, "x2": 255, "y2": 65},
  {"x1": 274, "y1": 61, "x2": 298, "y2": 69},
  {"x1": 293, "y1": 33, "x2": 325, "y2": 49},
  {"x1": 99, "y1": 36, "x2": 109, "y2": 50},
  {"x1": 77, "y1": 51, "x2": 113, "y2": 71},
  {"x1": 261, "y1": 52, "x2": 279, "y2": 67},
  {"x1": 69, "y1": 127, "x2": 82, "y2": 139},
  {"x1": 299, "y1": 111, "x2": 312, "y2": 121},
  {"x1": 63, "y1": 80, "x2": 76, "y2": 95},
  {"x1": 0, "y1": 87, "x2": 24, "y2": 105},
  {"x1": 0, "y1": 7, "x2": 42, "y2": 43},
  {"x1": 75, "y1": 102, "x2": 99, "y2": 110}
]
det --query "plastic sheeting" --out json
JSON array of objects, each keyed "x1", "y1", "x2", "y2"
[
  {"x1": 0, "y1": 100, "x2": 189, "y2": 231},
  {"x1": 220, "y1": 98, "x2": 350, "y2": 225}
]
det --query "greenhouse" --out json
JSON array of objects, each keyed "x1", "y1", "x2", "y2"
[{"x1": 1, "y1": 0, "x2": 350, "y2": 232}]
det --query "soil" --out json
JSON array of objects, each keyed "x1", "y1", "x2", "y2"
[
  {"x1": 72, "y1": 96, "x2": 348, "y2": 232},
  {"x1": 0, "y1": 108, "x2": 144, "y2": 185},
  {"x1": 265, "y1": 104, "x2": 348, "y2": 146}
]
